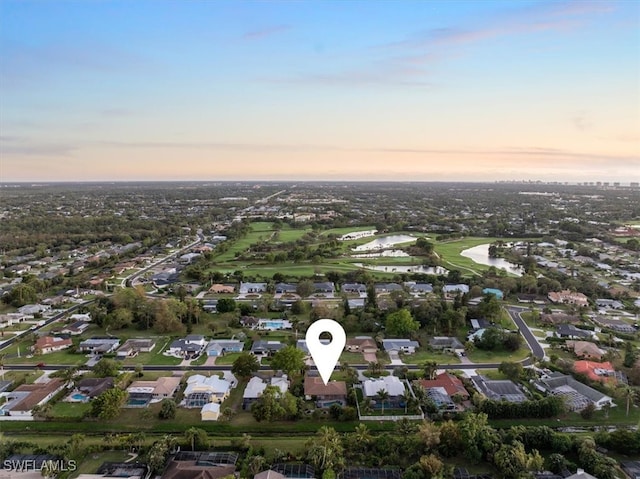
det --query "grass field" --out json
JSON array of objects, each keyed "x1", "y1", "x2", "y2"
[
  {"x1": 466, "y1": 346, "x2": 531, "y2": 363},
  {"x1": 401, "y1": 350, "x2": 460, "y2": 365},
  {"x1": 71, "y1": 451, "x2": 132, "y2": 478},
  {"x1": 51, "y1": 400, "x2": 92, "y2": 418},
  {"x1": 213, "y1": 222, "x2": 276, "y2": 262}
]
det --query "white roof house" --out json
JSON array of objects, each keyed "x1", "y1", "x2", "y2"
[
  {"x1": 184, "y1": 375, "x2": 231, "y2": 397},
  {"x1": 243, "y1": 375, "x2": 289, "y2": 401},
  {"x1": 363, "y1": 376, "x2": 405, "y2": 398}
]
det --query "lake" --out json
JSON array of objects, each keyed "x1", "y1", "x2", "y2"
[
  {"x1": 353, "y1": 263, "x2": 448, "y2": 275},
  {"x1": 351, "y1": 249, "x2": 410, "y2": 258},
  {"x1": 353, "y1": 235, "x2": 417, "y2": 252},
  {"x1": 460, "y1": 244, "x2": 523, "y2": 276}
]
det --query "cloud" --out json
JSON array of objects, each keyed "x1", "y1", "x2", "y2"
[
  {"x1": 0, "y1": 136, "x2": 76, "y2": 157},
  {"x1": 572, "y1": 112, "x2": 593, "y2": 131},
  {"x1": 283, "y1": 1, "x2": 618, "y2": 87},
  {"x1": 0, "y1": 39, "x2": 153, "y2": 90},
  {"x1": 242, "y1": 25, "x2": 291, "y2": 40}
]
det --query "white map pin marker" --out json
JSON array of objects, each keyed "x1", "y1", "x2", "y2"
[{"x1": 306, "y1": 319, "x2": 346, "y2": 385}]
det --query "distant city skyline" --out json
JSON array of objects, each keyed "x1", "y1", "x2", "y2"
[{"x1": 1, "y1": 0, "x2": 638, "y2": 182}]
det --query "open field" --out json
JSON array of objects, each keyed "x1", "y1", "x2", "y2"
[{"x1": 71, "y1": 451, "x2": 132, "y2": 478}]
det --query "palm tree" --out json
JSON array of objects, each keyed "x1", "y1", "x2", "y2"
[
  {"x1": 184, "y1": 427, "x2": 199, "y2": 451},
  {"x1": 353, "y1": 423, "x2": 371, "y2": 445},
  {"x1": 375, "y1": 389, "x2": 390, "y2": 415},
  {"x1": 400, "y1": 390, "x2": 413, "y2": 414},
  {"x1": 618, "y1": 385, "x2": 636, "y2": 417}
]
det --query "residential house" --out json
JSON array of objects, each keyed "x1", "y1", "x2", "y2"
[
  {"x1": 78, "y1": 461, "x2": 148, "y2": 479},
  {"x1": 313, "y1": 282, "x2": 335, "y2": 295},
  {"x1": 471, "y1": 376, "x2": 527, "y2": 403},
  {"x1": 375, "y1": 283, "x2": 403, "y2": 294},
  {"x1": 167, "y1": 335, "x2": 207, "y2": 358},
  {"x1": 239, "y1": 282, "x2": 267, "y2": 294},
  {"x1": 162, "y1": 452, "x2": 238, "y2": 479},
  {"x1": 76, "y1": 377, "x2": 114, "y2": 399},
  {"x1": 271, "y1": 464, "x2": 316, "y2": 479},
  {"x1": 304, "y1": 375, "x2": 348, "y2": 407},
  {"x1": 415, "y1": 373, "x2": 470, "y2": 400},
  {"x1": 0, "y1": 313, "x2": 28, "y2": 328},
  {"x1": 342, "y1": 283, "x2": 367, "y2": 294},
  {"x1": 60, "y1": 320, "x2": 90, "y2": 336},
  {"x1": 68, "y1": 313, "x2": 91, "y2": 322},
  {"x1": 116, "y1": 339, "x2": 156, "y2": 359},
  {"x1": 206, "y1": 339, "x2": 244, "y2": 357},
  {"x1": 240, "y1": 316, "x2": 259, "y2": 328},
  {"x1": 363, "y1": 376, "x2": 406, "y2": 407},
  {"x1": 183, "y1": 374, "x2": 232, "y2": 406},
  {"x1": 297, "y1": 339, "x2": 330, "y2": 355},
  {"x1": 565, "y1": 470, "x2": 598, "y2": 479},
  {"x1": 593, "y1": 316, "x2": 636, "y2": 333},
  {"x1": 516, "y1": 294, "x2": 548, "y2": 304},
  {"x1": 555, "y1": 324, "x2": 594, "y2": 340},
  {"x1": 127, "y1": 376, "x2": 181, "y2": 402},
  {"x1": 255, "y1": 471, "x2": 287, "y2": 479},
  {"x1": 382, "y1": 339, "x2": 420, "y2": 354},
  {"x1": 429, "y1": 337, "x2": 465, "y2": 353},
  {"x1": 534, "y1": 373, "x2": 613, "y2": 411},
  {"x1": 0, "y1": 379, "x2": 65, "y2": 417},
  {"x1": 574, "y1": 360, "x2": 618, "y2": 383},
  {"x1": 251, "y1": 341, "x2": 285, "y2": 356},
  {"x1": 78, "y1": 338, "x2": 120, "y2": 355},
  {"x1": 18, "y1": 304, "x2": 51, "y2": 315},
  {"x1": 565, "y1": 341, "x2": 605, "y2": 360},
  {"x1": 404, "y1": 282, "x2": 433, "y2": 295},
  {"x1": 469, "y1": 318, "x2": 492, "y2": 330},
  {"x1": 33, "y1": 336, "x2": 72, "y2": 354},
  {"x1": 201, "y1": 402, "x2": 220, "y2": 421},
  {"x1": 548, "y1": 290, "x2": 589, "y2": 307},
  {"x1": 345, "y1": 336, "x2": 378, "y2": 353},
  {"x1": 209, "y1": 284, "x2": 236, "y2": 294},
  {"x1": 274, "y1": 283, "x2": 298, "y2": 294},
  {"x1": 341, "y1": 468, "x2": 401, "y2": 479},
  {"x1": 443, "y1": 284, "x2": 470, "y2": 299},
  {"x1": 242, "y1": 375, "x2": 290, "y2": 409},
  {"x1": 540, "y1": 313, "x2": 581, "y2": 325},
  {"x1": 596, "y1": 299, "x2": 624, "y2": 310}
]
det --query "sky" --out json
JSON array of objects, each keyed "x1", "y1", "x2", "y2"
[{"x1": 1, "y1": 0, "x2": 639, "y2": 183}]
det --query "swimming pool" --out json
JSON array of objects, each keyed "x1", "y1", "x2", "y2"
[{"x1": 71, "y1": 393, "x2": 89, "y2": 402}]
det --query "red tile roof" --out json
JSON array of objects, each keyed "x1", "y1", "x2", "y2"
[{"x1": 415, "y1": 373, "x2": 469, "y2": 398}]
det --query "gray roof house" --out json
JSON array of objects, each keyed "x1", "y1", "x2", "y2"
[
  {"x1": 429, "y1": 336, "x2": 465, "y2": 352},
  {"x1": 555, "y1": 324, "x2": 593, "y2": 340},
  {"x1": 533, "y1": 373, "x2": 613, "y2": 411},
  {"x1": 382, "y1": 339, "x2": 420, "y2": 354},
  {"x1": 78, "y1": 338, "x2": 120, "y2": 354},
  {"x1": 251, "y1": 340, "x2": 285, "y2": 356},
  {"x1": 472, "y1": 375, "x2": 528, "y2": 403}
]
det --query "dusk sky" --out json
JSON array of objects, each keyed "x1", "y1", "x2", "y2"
[{"x1": 1, "y1": 0, "x2": 638, "y2": 182}]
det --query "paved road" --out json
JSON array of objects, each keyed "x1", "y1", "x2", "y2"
[{"x1": 506, "y1": 305, "x2": 546, "y2": 361}]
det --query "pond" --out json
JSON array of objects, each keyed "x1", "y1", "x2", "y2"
[
  {"x1": 353, "y1": 235, "x2": 417, "y2": 252},
  {"x1": 459, "y1": 244, "x2": 523, "y2": 276},
  {"x1": 353, "y1": 263, "x2": 448, "y2": 275},
  {"x1": 351, "y1": 249, "x2": 410, "y2": 258}
]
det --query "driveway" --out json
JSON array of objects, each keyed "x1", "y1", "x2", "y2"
[
  {"x1": 388, "y1": 351, "x2": 404, "y2": 366},
  {"x1": 363, "y1": 352, "x2": 377, "y2": 363},
  {"x1": 204, "y1": 356, "x2": 217, "y2": 366}
]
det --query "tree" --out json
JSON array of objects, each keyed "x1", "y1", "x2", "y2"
[
  {"x1": 5, "y1": 283, "x2": 37, "y2": 307},
  {"x1": 90, "y1": 388, "x2": 128, "y2": 420},
  {"x1": 159, "y1": 399, "x2": 177, "y2": 420},
  {"x1": 251, "y1": 385, "x2": 298, "y2": 422},
  {"x1": 306, "y1": 426, "x2": 344, "y2": 473},
  {"x1": 184, "y1": 427, "x2": 208, "y2": 451},
  {"x1": 217, "y1": 298, "x2": 237, "y2": 313},
  {"x1": 93, "y1": 358, "x2": 120, "y2": 378},
  {"x1": 418, "y1": 454, "x2": 443, "y2": 479},
  {"x1": 231, "y1": 352, "x2": 259, "y2": 379},
  {"x1": 418, "y1": 421, "x2": 441, "y2": 450},
  {"x1": 271, "y1": 345, "x2": 306, "y2": 376},
  {"x1": 296, "y1": 280, "x2": 315, "y2": 298},
  {"x1": 422, "y1": 361, "x2": 438, "y2": 380},
  {"x1": 498, "y1": 361, "x2": 524, "y2": 381},
  {"x1": 375, "y1": 389, "x2": 390, "y2": 415},
  {"x1": 385, "y1": 309, "x2": 420, "y2": 337}
]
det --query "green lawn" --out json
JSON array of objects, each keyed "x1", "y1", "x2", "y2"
[
  {"x1": 213, "y1": 222, "x2": 276, "y2": 262},
  {"x1": 339, "y1": 352, "x2": 366, "y2": 364},
  {"x1": 273, "y1": 225, "x2": 313, "y2": 243},
  {"x1": 215, "y1": 352, "x2": 242, "y2": 365},
  {"x1": 71, "y1": 451, "x2": 132, "y2": 478},
  {"x1": 51, "y1": 401, "x2": 92, "y2": 418},
  {"x1": 401, "y1": 350, "x2": 460, "y2": 365},
  {"x1": 466, "y1": 347, "x2": 531, "y2": 363}
]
